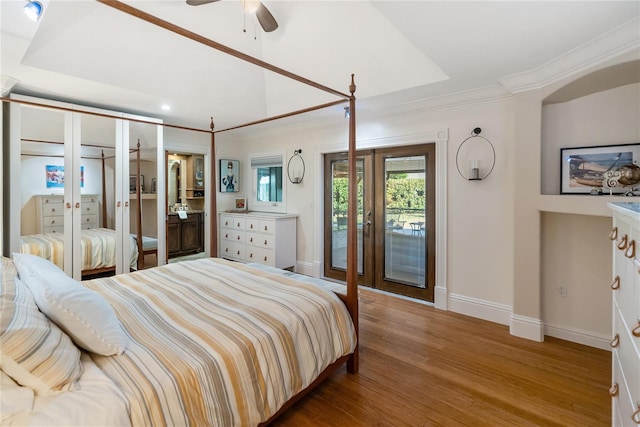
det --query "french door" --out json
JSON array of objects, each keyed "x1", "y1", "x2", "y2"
[{"x1": 323, "y1": 144, "x2": 436, "y2": 302}]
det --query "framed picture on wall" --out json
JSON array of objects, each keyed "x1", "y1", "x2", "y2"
[
  {"x1": 220, "y1": 159, "x2": 239, "y2": 192},
  {"x1": 560, "y1": 143, "x2": 640, "y2": 194},
  {"x1": 46, "y1": 165, "x2": 84, "y2": 188}
]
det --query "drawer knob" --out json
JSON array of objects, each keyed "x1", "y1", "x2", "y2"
[
  {"x1": 225, "y1": 233, "x2": 228, "y2": 238},
  {"x1": 66, "y1": 202, "x2": 71, "y2": 209},
  {"x1": 617, "y1": 235, "x2": 628, "y2": 251},
  {"x1": 633, "y1": 403, "x2": 640, "y2": 424},
  {"x1": 264, "y1": 240, "x2": 268, "y2": 245},
  {"x1": 237, "y1": 236, "x2": 240, "y2": 240},
  {"x1": 75, "y1": 202, "x2": 80, "y2": 209},
  {"x1": 264, "y1": 226, "x2": 268, "y2": 231},
  {"x1": 225, "y1": 248, "x2": 228, "y2": 253},
  {"x1": 249, "y1": 253, "x2": 253, "y2": 258},
  {"x1": 86, "y1": 218, "x2": 90, "y2": 222},
  {"x1": 625, "y1": 240, "x2": 636, "y2": 259},
  {"x1": 237, "y1": 222, "x2": 240, "y2": 227},
  {"x1": 225, "y1": 221, "x2": 228, "y2": 226},
  {"x1": 250, "y1": 224, "x2": 254, "y2": 229},
  {"x1": 250, "y1": 237, "x2": 253, "y2": 243},
  {"x1": 263, "y1": 256, "x2": 267, "y2": 261},
  {"x1": 611, "y1": 276, "x2": 620, "y2": 290},
  {"x1": 51, "y1": 208, "x2": 56, "y2": 212},
  {"x1": 86, "y1": 207, "x2": 89, "y2": 211},
  {"x1": 237, "y1": 250, "x2": 240, "y2": 255},
  {"x1": 51, "y1": 220, "x2": 55, "y2": 224},
  {"x1": 633, "y1": 321, "x2": 640, "y2": 338},
  {"x1": 609, "y1": 227, "x2": 618, "y2": 240},
  {"x1": 609, "y1": 383, "x2": 619, "y2": 397},
  {"x1": 610, "y1": 334, "x2": 620, "y2": 348}
]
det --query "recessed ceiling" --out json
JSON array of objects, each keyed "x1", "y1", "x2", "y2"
[{"x1": 2, "y1": 1, "x2": 639, "y2": 131}]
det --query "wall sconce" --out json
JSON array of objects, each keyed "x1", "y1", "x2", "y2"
[
  {"x1": 455, "y1": 127, "x2": 496, "y2": 181},
  {"x1": 24, "y1": 0, "x2": 43, "y2": 22},
  {"x1": 287, "y1": 149, "x2": 305, "y2": 184}
]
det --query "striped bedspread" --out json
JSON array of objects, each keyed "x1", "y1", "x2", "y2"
[
  {"x1": 84, "y1": 258, "x2": 357, "y2": 426},
  {"x1": 19, "y1": 228, "x2": 138, "y2": 272}
]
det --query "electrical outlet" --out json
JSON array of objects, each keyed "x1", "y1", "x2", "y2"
[{"x1": 557, "y1": 286, "x2": 567, "y2": 298}]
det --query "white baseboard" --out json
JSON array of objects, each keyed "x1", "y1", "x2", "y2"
[
  {"x1": 447, "y1": 293, "x2": 511, "y2": 325},
  {"x1": 544, "y1": 323, "x2": 610, "y2": 351},
  {"x1": 510, "y1": 314, "x2": 544, "y2": 342}
]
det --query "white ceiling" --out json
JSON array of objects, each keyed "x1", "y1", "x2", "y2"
[{"x1": 2, "y1": 0, "x2": 639, "y2": 132}]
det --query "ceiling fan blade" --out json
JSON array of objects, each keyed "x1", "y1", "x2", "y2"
[
  {"x1": 186, "y1": 0, "x2": 220, "y2": 6},
  {"x1": 256, "y1": 3, "x2": 278, "y2": 32}
]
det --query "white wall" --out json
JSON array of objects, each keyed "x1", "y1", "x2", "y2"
[{"x1": 223, "y1": 97, "x2": 516, "y2": 321}]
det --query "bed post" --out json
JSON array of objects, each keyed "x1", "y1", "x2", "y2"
[
  {"x1": 346, "y1": 74, "x2": 359, "y2": 374},
  {"x1": 101, "y1": 150, "x2": 107, "y2": 228},
  {"x1": 136, "y1": 141, "x2": 143, "y2": 269},
  {"x1": 210, "y1": 117, "x2": 218, "y2": 258}
]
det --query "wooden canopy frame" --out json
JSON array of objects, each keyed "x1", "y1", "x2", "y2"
[{"x1": 7, "y1": 0, "x2": 359, "y2": 423}]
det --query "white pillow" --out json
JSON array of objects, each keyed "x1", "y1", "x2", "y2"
[
  {"x1": 13, "y1": 253, "x2": 127, "y2": 356},
  {"x1": 1, "y1": 257, "x2": 82, "y2": 395}
]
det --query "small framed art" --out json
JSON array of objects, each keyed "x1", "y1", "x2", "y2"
[
  {"x1": 560, "y1": 143, "x2": 640, "y2": 194},
  {"x1": 234, "y1": 197, "x2": 247, "y2": 211}
]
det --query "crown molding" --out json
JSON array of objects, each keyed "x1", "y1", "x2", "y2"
[{"x1": 500, "y1": 17, "x2": 640, "y2": 94}]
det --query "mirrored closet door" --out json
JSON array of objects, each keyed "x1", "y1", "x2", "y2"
[{"x1": 8, "y1": 94, "x2": 164, "y2": 279}]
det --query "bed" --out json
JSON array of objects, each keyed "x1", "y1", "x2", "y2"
[
  {"x1": 1, "y1": 255, "x2": 356, "y2": 426},
  {"x1": 3, "y1": 1, "x2": 360, "y2": 423},
  {"x1": 19, "y1": 228, "x2": 139, "y2": 276}
]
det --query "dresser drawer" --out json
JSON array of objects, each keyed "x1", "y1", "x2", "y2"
[
  {"x1": 220, "y1": 215, "x2": 236, "y2": 229},
  {"x1": 40, "y1": 202, "x2": 64, "y2": 217},
  {"x1": 43, "y1": 225, "x2": 64, "y2": 234},
  {"x1": 613, "y1": 308, "x2": 640, "y2": 404},
  {"x1": 246, "y1": 219, "x2": 274, "y2": 234},
  {"x1": 80, "y1": 202, "x2": 98, "y2": 215},
  {"x1": 246, "y1": 232, "x2": 273, "y2": 249},
  {"x1": 40, "y1": 196, "x2": 63, "y2": 206},
  {"x1": 81, "y1": 214, "x2": 97, "y2": 228},
  {"x1": 612, "y1": 350, "x2": 637, "y2": 427},
  {"x1": 246, "y1": 247, "x2": 274, "y2": 266},
  {"x1": 221, "y1": 241, "x2": 244, "y2": 260},
  {"x1": 42, "y1": 216, "x2": 64, "y2": 229}
]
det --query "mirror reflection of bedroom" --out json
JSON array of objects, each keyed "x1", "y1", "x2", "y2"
[
  {"x1": 166, "y1": 152, "x2": 206, "y2": 263},
  {"x1": 16, "y1": 100, "x2": 161, "y2": 279}
]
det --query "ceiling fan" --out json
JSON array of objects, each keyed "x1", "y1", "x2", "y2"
[{"x1": 186, "y1": 0, "x2": 279, "y2": 33}]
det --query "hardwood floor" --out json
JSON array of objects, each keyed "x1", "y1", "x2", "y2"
[{"x1": 273, "y1": 288, "x2": 611, "y2": 426}]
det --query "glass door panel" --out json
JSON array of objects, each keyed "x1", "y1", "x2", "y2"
[
  {"x1": 383, "y1": 156, "x2": 426, "y2": 287},
  {"x1": 323, "y1": 151, "x2": 373, "y2": 285}
]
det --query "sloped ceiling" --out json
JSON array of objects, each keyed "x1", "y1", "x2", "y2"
[{"x1": 2, "y1": 0, "x2": 639, "y2": 132}]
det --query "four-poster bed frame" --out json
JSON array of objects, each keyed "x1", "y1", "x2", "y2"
[{"x1": 5, "y1": 0, "x2": 360, "y2": 423}]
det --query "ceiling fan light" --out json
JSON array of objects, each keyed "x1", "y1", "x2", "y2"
[
  {"x1": 243, "y1": 0, "x2": 260, "y2": 14},
  {"x1": 24, "y1": 0, "x2": 43, "y2": 22}
]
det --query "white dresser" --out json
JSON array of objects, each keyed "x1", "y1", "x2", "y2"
[
  {"x1": 219, "y1": 212, "x2": 297, "y2": 270},
  {"x1": 35, "y1": 194, "x2": 99, "y2": 234},
  {"x1": 608, "y1": 203, "x2": 640, "y2": 426}
]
